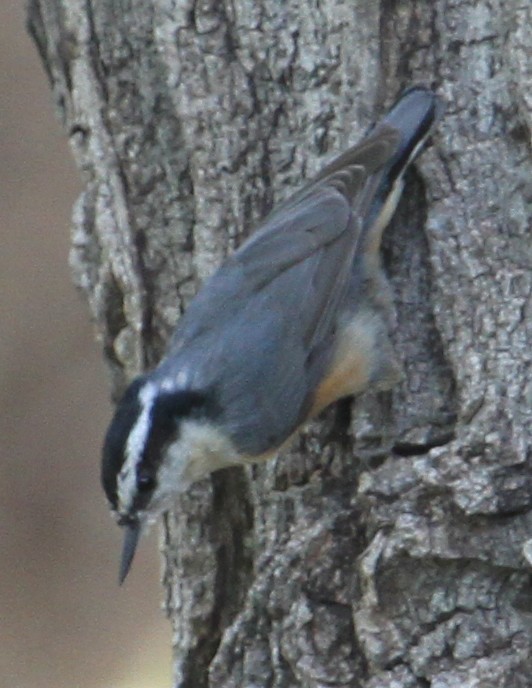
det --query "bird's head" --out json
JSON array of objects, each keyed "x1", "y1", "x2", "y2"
[{"x1": 101, "y1": 376, "x2": 227, "y2": 583}]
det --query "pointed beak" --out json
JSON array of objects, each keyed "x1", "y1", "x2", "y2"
[{"x1": 118, "y1": 518, "x2": 141, "y2": 585}]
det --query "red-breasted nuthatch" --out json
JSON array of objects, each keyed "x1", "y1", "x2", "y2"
[{"x1": 102, "y1": 86, "x2": 443, "y2": 583}]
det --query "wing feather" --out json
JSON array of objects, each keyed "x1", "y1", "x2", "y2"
[{"x1": 164, "y1": 132, "x2": 402, "y2": 453}]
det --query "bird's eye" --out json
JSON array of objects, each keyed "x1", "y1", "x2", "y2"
[{"x1": 137, "y1": 473, "x2": 156, "y2": 492}]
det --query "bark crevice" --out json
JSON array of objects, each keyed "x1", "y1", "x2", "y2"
[{"x1": 29, "y1": 0, "x2": 532, "y2": 685}]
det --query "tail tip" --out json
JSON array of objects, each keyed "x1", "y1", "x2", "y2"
[{"x1": 395, "y1": 84, "x2": 445, "y2": 124}]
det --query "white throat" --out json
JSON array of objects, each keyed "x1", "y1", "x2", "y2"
[{"x1": 153, "y1": 419, "x2": 242, "y2": 510}]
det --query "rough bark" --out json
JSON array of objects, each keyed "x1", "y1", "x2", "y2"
[{"x1": 29, "y1": 1, "x2": 531, "y2": 686}]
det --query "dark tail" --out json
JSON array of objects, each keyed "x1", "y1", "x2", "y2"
[
  {"x1": 356, "y1": 86, "x2": 443, "y2": 241},
  {"x1": 372, "y1": 85, "x2": 444, "y2": 185}
]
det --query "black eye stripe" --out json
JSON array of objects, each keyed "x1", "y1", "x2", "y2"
[
  {"x1": 103, "y1": 386, "x2": 213, "y2": 512},
  {"x1": 137, "y1": 472, "x2": 156, "y2": 492},
  {"x1": 101, "y1": 377, "x2": 146, "y2": 509},
  {"x1": 138, "y1": 388, "x2": 211, "y2": 472}
]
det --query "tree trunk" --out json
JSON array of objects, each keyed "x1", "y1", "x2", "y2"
[{"x1": 29, "y1": 1, "x2": 531, "y2": 686}]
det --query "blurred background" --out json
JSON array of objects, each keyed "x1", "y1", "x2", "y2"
[{"x1": 0, "y1": 4, "x2": 170, "y2": 687}]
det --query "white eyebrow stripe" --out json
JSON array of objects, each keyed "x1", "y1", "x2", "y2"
[
  {"x1": 175, "y1": 369, "x2": 190, "y2": 387},
  {"x1": 117, "y1": 382, "x2": 158, "y2": 511},
  {"x1": 159, "y1": 366, "x2": 190, "y2": 392}
]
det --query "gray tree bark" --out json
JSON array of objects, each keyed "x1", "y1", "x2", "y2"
[{"x1": 29, "y1": 1, "x2": 531, "y2": 686}]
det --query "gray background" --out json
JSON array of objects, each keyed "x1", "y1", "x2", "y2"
[{"x1": 1, "y1": 4, "x2": 169, "y2": 687}]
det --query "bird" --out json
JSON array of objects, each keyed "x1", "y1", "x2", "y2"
[{"x1": 101, "y1": 85, "x2": 443, "y2": 583}]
